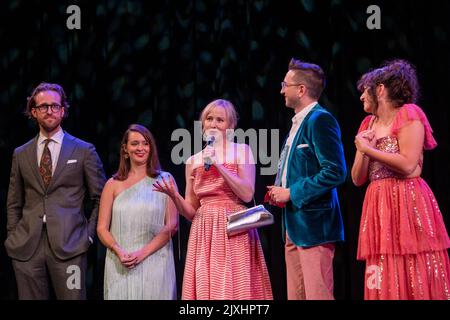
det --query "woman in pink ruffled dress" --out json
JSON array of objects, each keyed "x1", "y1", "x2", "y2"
[{"x1": 351, "y1": 60, "x2": 450, "y2": 300}]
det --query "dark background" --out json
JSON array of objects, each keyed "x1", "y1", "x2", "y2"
[{"x1": 0, "y1": 0, "x2": 449, "y2": 300}]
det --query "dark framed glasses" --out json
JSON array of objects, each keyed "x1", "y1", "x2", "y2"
[{"x1": 34, "y1": 103, "x2": 62, "y2": 113}]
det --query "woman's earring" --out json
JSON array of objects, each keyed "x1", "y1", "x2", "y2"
[{"x1": 124, "y1": 153, "x2": 129, "y2": 159}]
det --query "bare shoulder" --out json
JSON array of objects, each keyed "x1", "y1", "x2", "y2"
[
  {"x1": 233, "y1": 143, "x2": 255, "y2": 165},
  {"x1": 398, "y1": 119, "x2": 425, "y2": 139},
  {"x1": 238, "y1": 142, "x2": 251, "y2": 151},
  {"x1": 103, "y1": 177, "x2": 119, "y2": 195},
  {"x1": 400, "y1": 119, "x2": 424, "y2": 129},
  {"x1": 105, "y1": 177, "x2": 117, "y2": 187},
  {"x1": 186, "y1": 152, "x2": 203, "y2": 171},
  {"x1": 229, "y1": 142, "x2": 250, "y2": 152}
]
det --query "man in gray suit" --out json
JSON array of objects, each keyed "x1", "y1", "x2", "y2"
[{"x1": 5, "y1": 82, "x2": 106, "y2": 299}]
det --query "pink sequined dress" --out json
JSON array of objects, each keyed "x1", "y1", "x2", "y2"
[
  {"x1": 357, "y1": 104, "x2": 450, "y2": 300},
  {"x1": 182, "y1": 163, "x2": 273, "y2": 300}
]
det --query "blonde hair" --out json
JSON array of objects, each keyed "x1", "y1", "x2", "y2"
[{"x1": 199, "y1": 99, "x2": 238, "y2": 130}]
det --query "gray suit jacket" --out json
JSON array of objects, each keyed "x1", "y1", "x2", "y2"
[{"x1": 5, "y1": 132, "x2": 106, "y2": 261}]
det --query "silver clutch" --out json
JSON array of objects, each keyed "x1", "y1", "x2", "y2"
[{"x1": 226, "y1": 205, "x2": 274, "y2": 236}]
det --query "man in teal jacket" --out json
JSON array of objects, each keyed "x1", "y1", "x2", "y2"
[{"x1": 267, "y1": 58, "x2": 346, "y2": 300}]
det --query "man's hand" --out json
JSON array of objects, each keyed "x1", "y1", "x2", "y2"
[{"x1": 266, "y1": 185, "x2": 290, "y2": 204}]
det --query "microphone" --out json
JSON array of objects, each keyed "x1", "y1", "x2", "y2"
[{"x1": 204, "y1": 135, "x2": 215, "y2": 171}]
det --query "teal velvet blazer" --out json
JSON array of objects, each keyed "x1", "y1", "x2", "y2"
[{"x1": 284, "y1": 104, "x2": 346, "y2": 247}]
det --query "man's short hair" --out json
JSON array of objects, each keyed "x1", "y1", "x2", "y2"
[
  {"x1": 25, "y1": 82, "x2": 70, "y2": 120},
  {"x1": 288, "y1": 58, "x2": 326, "y2": 100}
]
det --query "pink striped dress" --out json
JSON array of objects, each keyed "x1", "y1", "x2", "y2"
[
  {"x1": 181, "y1": 163, "x2": 273, "y2": 300},
  {"x1": 357, "y1": 104, "x2": 450, "y2": 300}
]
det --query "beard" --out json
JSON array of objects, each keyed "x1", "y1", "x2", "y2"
[{"x1": 38, "y1": 116, "x2": 62, "y2": 133}]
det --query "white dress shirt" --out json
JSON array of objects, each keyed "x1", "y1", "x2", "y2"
[{"x1": 281, "y1": 102, "x2": 317, "y2": 188}]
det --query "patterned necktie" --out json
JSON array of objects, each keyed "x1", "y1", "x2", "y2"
[{"x1": 39, "y1": 139, "x2": 52, "y2": 188}]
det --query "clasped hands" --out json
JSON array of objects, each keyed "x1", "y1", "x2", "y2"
[
  {"x1": 113, "y1": 244, "x2": 147, "y2": 269},
  {"x1": 355, "y1": 129, "x2": 376, "y2": 155}
]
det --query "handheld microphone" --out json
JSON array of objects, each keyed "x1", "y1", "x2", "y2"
[{"x1": 204, "y1": 135, "x2": 215, "y2": 171}]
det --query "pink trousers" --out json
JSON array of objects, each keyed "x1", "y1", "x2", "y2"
[{"x1": 285, "y1": 235, "x2": 335, "y2": 300}]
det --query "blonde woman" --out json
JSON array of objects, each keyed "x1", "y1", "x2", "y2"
[{"x1": 154, "y1": 99, "x2": 273, "y2": 300}]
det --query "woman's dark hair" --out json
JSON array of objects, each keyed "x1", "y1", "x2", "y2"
[
  {"x1": 357, "y1": 59, "x2": 420, "y2": 110},
  {"x1": 113, "y1": 124, "x2": 161, "y2": 180}
]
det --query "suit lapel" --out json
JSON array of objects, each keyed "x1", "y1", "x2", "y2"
[
  {"x1": 25, "y1": 135, "x2": 46, "y2": 192},
  {"x1": 47, "y1": 133, "x2": 77, "y2": 192},
  {"x1": 286, "y1": 104, "x2": 321, "y2": 180},
  {"x1": 274, "y1": 135, "x2": 289, "y2": 186}
]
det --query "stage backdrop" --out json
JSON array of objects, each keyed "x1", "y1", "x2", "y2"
[{"x1": 1, "y1": 0, "x2": 449, "y2": 299}]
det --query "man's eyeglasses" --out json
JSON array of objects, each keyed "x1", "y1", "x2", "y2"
[
  {"x1": 34, "y1": 103, "x2": 62, "y2": 113},
  {"x1": 281, "y1": 81, "x2": 303, "y2": 89}
]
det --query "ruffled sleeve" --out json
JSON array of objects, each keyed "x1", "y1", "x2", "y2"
[
  {"x1": 391, "y1": 104, "x2": 437, "y2": 150},
  {"x1": 357, "y1": 115, "x2": 374, "y2": 133}
]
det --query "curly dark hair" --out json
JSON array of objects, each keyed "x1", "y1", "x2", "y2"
[
  {"x1": 357, "y1": 59, "x2": 420, "y2": 110},
  {"x1": 25, "y1": 82, "x2": 70, "y2": 120}
]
